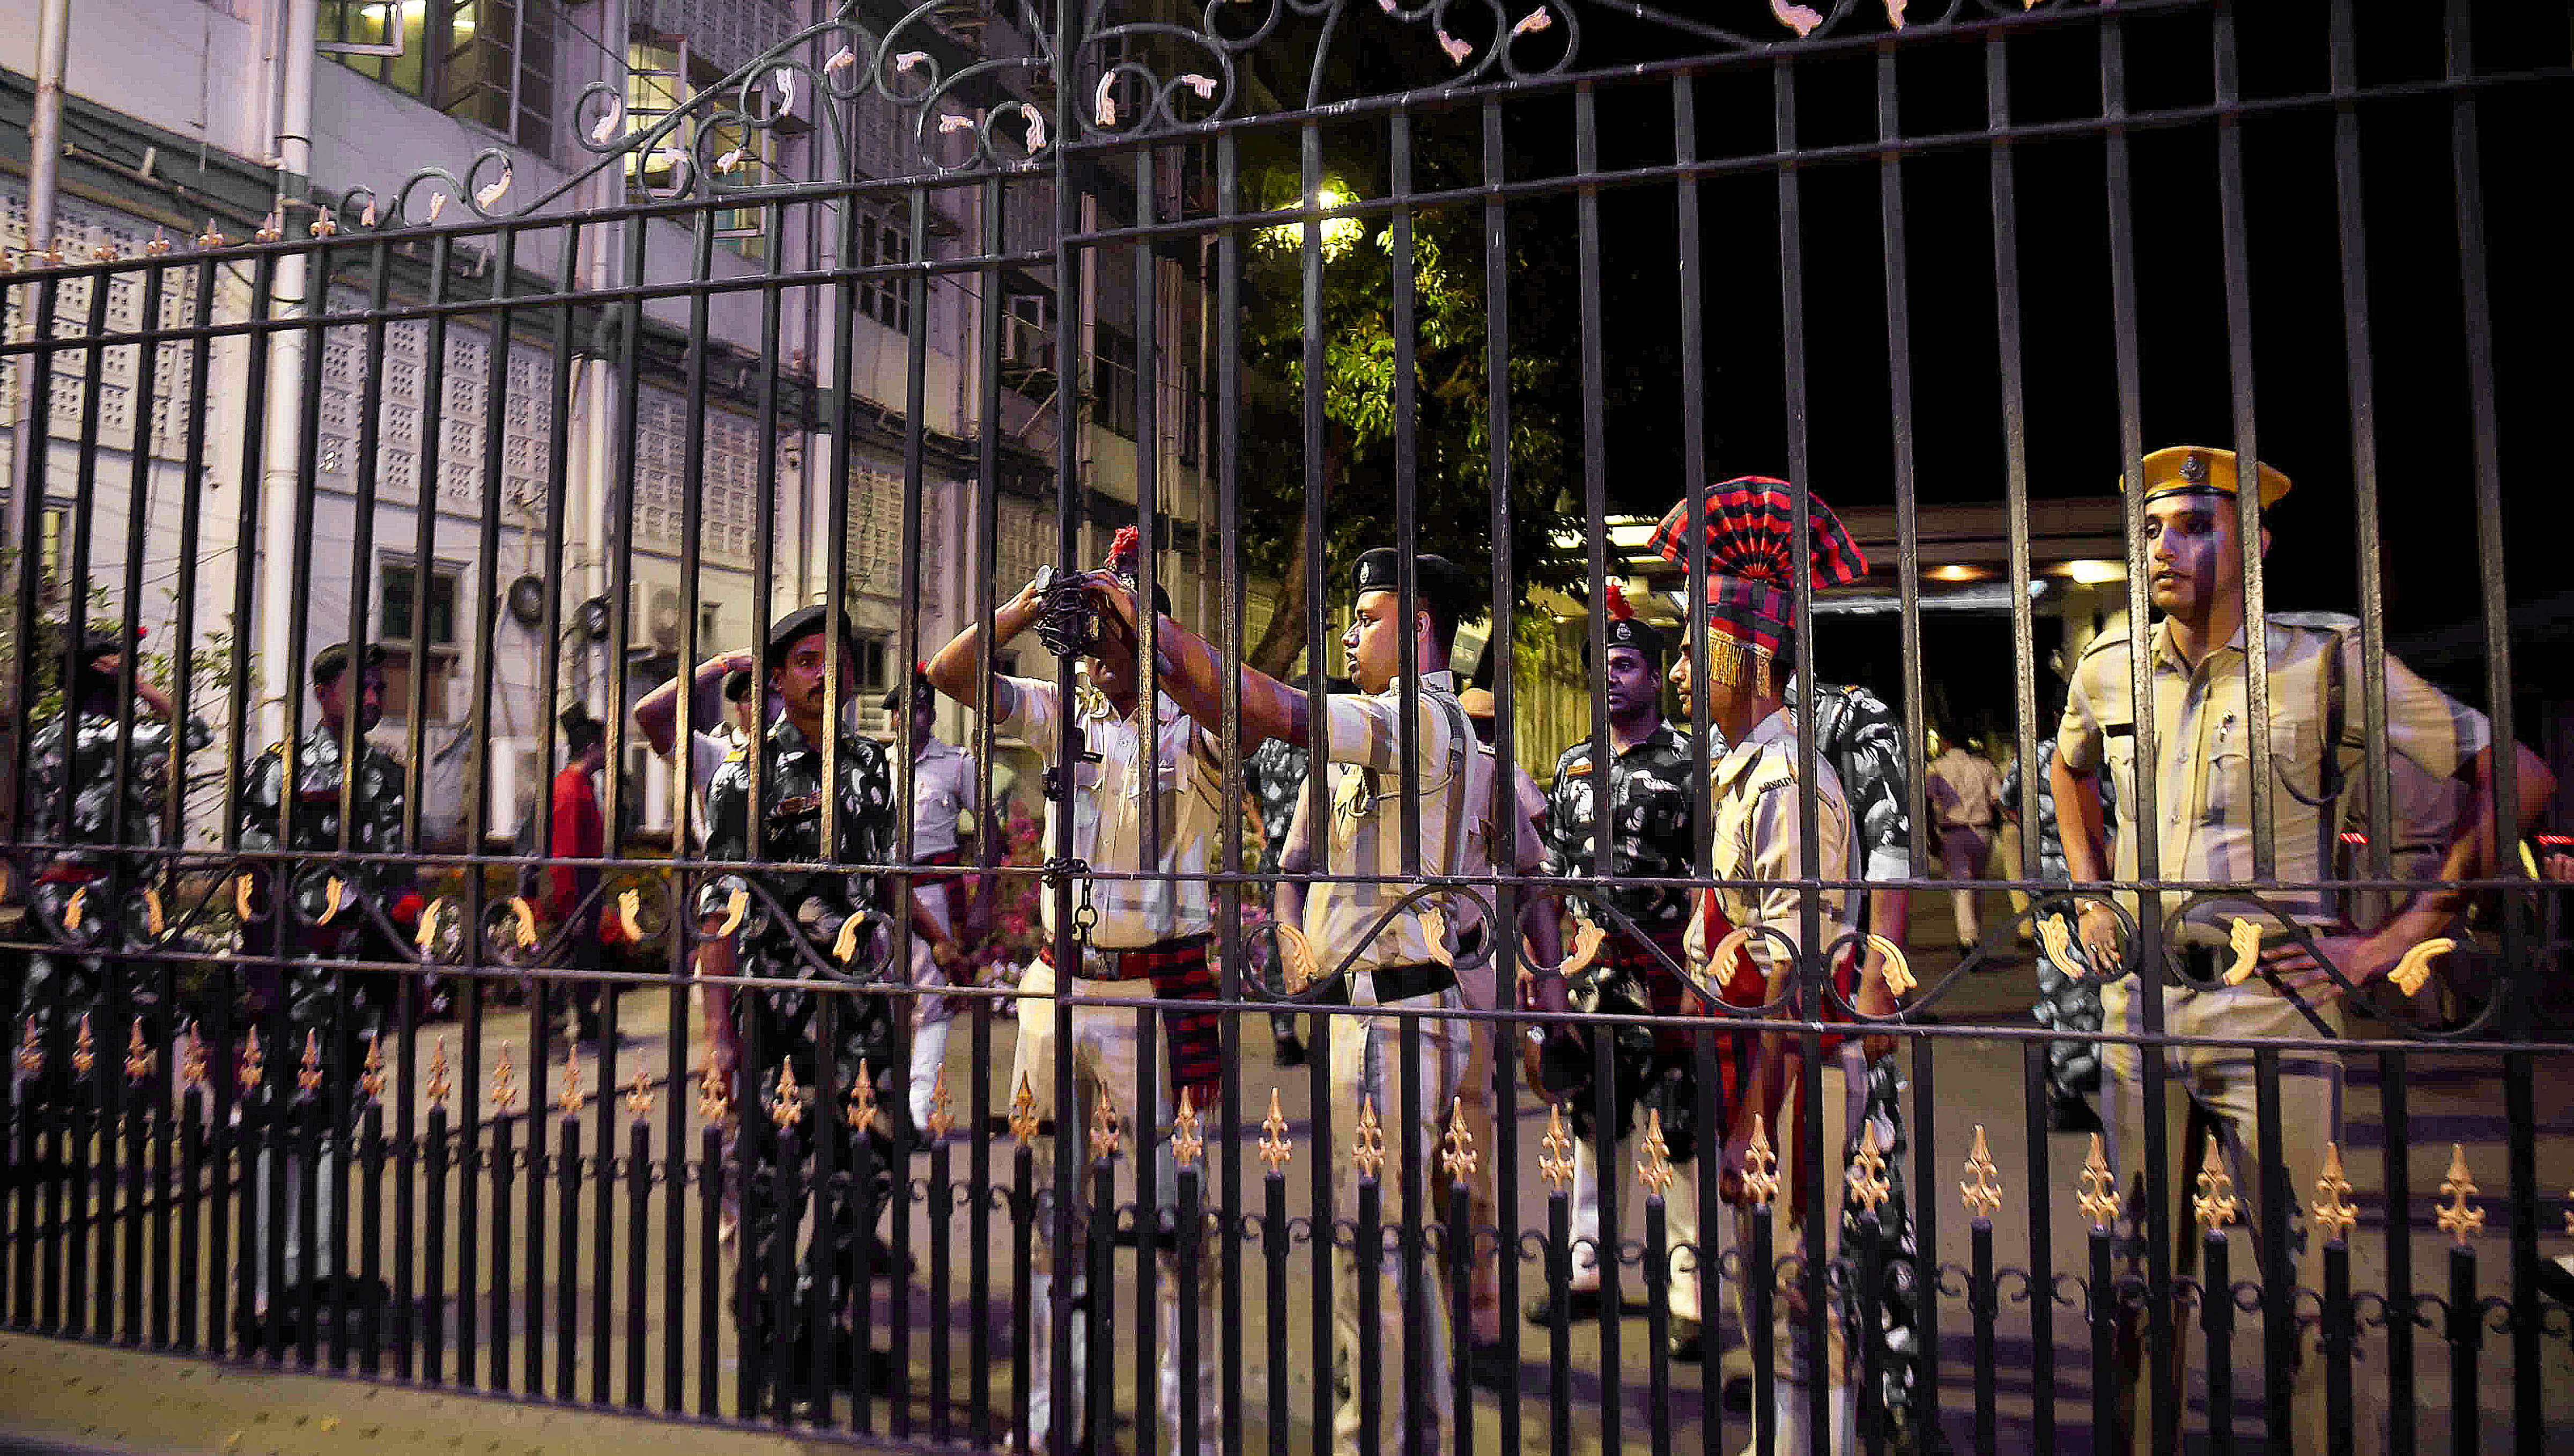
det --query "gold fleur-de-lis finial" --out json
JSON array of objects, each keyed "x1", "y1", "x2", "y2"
[
  {"x1": 2436, "y1": 1143, "x2": 2483, "y2": 1244},
  {"x1": 14, "y1": 1019, "x2": 40, "y2": 1080},
  {"x1": 1961, "y1": 1124, "x2": 2003, "y2": 1217},
  {"x1": 1442, "y1": 1097, "x2": 1480, "y2": 1183},
  {"x1": 2193, "y1": 1160, "x2": 2239, "y2": 1231},
  {"x1": 697, "y1": 1059, "x2": 731, "y2": 1124},
  {"x1": 198, "y1": 219, "x2": 230, "y2": 248},
  {"x1": 425, "y1": 1036, "x2": 450, "y2": 1108},
  {"x1": 72, "y1": 1013, "x2": 95, "y2": 1077},
  {"x1": 358, "y1": 1032, "x2": 386, "y2": 1102},
  {"x1": 925, "y1": 1063, "x2": 955, "y2": 1142},
  {"x1": 1742, "y1": 1113, "x2": 1781, "y2": 1207},
  {"x1": 1172, "y1": 1087, "x2": 1204, "y2": 1170},
  {"x1": 846, "y1": 1058, "x2": 876, "y2": 1131},
  {"x1": 626, "y1": 1067, "x2": 654, "y2": 1121},
  {"x1": 144, "y1": 887, "x2": 165, "y2": 938},
  {"x1": 768, "y1": 1058, "x2": 805, "y2": 1130},
  {"x1": 1010, "y1": 1072, "x2": 1041, "y2": 1147},
  {"x1": 1637, "y1": 1106, "x2": 1674, "y2": 1195},
  {"x1": 179, "y1": 1022, "x2": 210, "y2": 1093},
  {"x1": 1258, "y1": 1087, "x2": 1292, "y2": 1171},
  {"x1": 2077, "y1": 1133, "x2": 2119, "y2": 1229},
  {"x1": 146, "y1": 228, "x2": 173, "y2": 256},
  {"x1": 65, "y1": 885, "x2": 88, "y2": 931},
  {"x1": 297, "y1": 1028, "x2": 324, "y2": 1094},
  {"x1": 125, "y1": 1019, "x2": 155, "y2": 1083},
  {"x1": 1850, "y1": 1122, "x2": 1892, "y2": 1215},
  {"x1": 489, "y1": 1041, "x2": 519, "y2": 1113},
  {"x1": 1089, "y1": 1098, "x2": 1123, "y2": 1161},
  {"x1": 254, "y1": 207, "x2": 283, "y2": 243},
  {"x1": 1351, "y1": 1097, "x2": 1386, "y2": 1180},
  {"x1": 1539, "y1": 1102, "x2": 1574, "y2": 1191},
  {"x1": 239, "y1": 1033, "x2": 265, "y2": 1095},
  {"x1": 2312, "y1": 1141, "x2": 2358, "y2": 1243},
  {"x1": 557, "y1": 1049, "x2": 584, "y2": 1117}
]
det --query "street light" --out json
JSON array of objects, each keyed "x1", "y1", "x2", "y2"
[{"x1": 1256, "y1": 181, "x2": 1364, "y2": 259}]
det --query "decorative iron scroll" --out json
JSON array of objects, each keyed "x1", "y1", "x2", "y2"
[{"x1": 269, "y1": 0, "x2": 2094, "y2": 237}]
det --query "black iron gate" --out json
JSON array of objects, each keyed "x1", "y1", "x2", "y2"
[{"x1": 3, "y1": 1, "x2": 2569, "y2": 1452}]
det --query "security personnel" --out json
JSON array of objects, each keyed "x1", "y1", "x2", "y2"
[
  {"x1": 13, "y1": 623, "x2": 211, "y2": 1102},
  {"x1": 921, "y1": 526, "x2": 1226, "y2": 1453},
  {"x1": 2054, "y1": 447, "x2": 2552, "y2": 1456},
  {"x1": 885, "y1": 666, "x2": 979, "y2": 1137},
  {"x1": 1648, "y1": 478, "x2": 1896, "y2": 1455},
  {"x1": 235, "y1": 639, "x2": 420, "y2": 1346},
  {"x1": 1091, "y1": 544, "x2": 1559, "y2": 1456},
  {"x1": 1528, "y1": 583, "x2": 1710, "y2": 1357},
  {"x1": 698, "y1": 604, "x2": 905, "y2": 1402}
]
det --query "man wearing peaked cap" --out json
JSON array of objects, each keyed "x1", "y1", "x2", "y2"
[
  {"x1": 2055, "y1": 446, "x2": 2551, "y2": 1456},
  {"x1": 1654, "y1": 477, "x2": 1914, "y2": 1453},
  {"x1": 1074, "y1": 538, "x2": 1560, "y2": 1455}
]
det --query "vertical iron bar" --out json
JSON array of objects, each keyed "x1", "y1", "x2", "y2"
[
  {"x1": 972, "y1": 165, "x2": 1007, "y2": 1456},
  {"x1": 2380, "y1": 1049, "x2": 2414, "y2": 1456},
  {"x1": 771, "y1": 1126, "x2": 798, "y2": 1425},
  {"x1": 489, "y1": 1113, "x2": 514, "y2": 1391},
  {"x1": 1479, "y1": 92, "x2": 1527, "y2": 1456},
  {"x1": 1549, "y1": 1186, "x2": 1570, "y2": 1456},
  {"x1": 122, "y1": 1056, "x2": 145, "y2": 1343},
  {"x1": 1015, "y1": 1135, "x2": 1037, "y2": 1452},
  {"x1": 1749, "y1": 1173, "x2": 1776, "y2": 1456},
  {"x1": 698, "y1": 1122, "x2": 721, "y2": 1418},
  {"x1": 557, "y1": 1110, "x2": 579, "y2": 1399},
  {"x1": 2209, "y1": 0, "x2": 2275, "y2": 875},
  {"x1": 933, "y1": 1118, "x2": 955, "y2": 1441},
  {"x1": 1090, "y1": 1153, "x2": 1117, "y2": 1456},
  {"x1": 2448, "y1": 1239, "x2": 2477, "y2": 1456},
  {"x1": 626, "y1": 1115, "x2": 647, "y2": 1407},
  {"x1": 359, "y1": 1098, "x2": 383, "y2": 1373},
  {"x1": 1213, "y1": 122, "x2": 1248, "y2": 1456},
  {"x1": 1647, "y1": 1190, "x2": 1671, "y2": 1456},
  {"x1": 178, "y1": 1087, "x2": 203, "y2": 1349},
  {"x1": 206, "y1": 1004, "x2": 234, "y2": 1356},
  {"x1": 590, "y1": 989, "x2": 617, "y2": 1404},
  {"x1": 1983, "y1": 27, "x2": 2036, "y2": 909},
  {"x1": 2097, "y1": 13, "x2": 2174, "y2": 1451},
  {"x1": 1357, "y1": 1164, "x2": 1382, "y2": 1456},
  {"x1": 2020, "y1": 1041, "x2": 2057, "y2": 1453},
  {"x1": 1178, "y1": 1149, "x2": 1202, "y2": 1456},
  {"x1": 2323, "y1": 1228, "x2": 2354, "y2": 1452},
  {"x1": 1449, "y1": 1168, "x2": 1474, "y2": 1456},
  {"x1": 1266, "y1": 1163, "x2": 1289, "y2": 1456},
  {"x1": 2255, "y1": 1049, "x2": 2290, "y2": 1442},
  {"x1": 2090, "y1": 1220, "x2": 2118, "y2": 1455},
  {"x1": 423, "y1": 1100, "x2": 448, "y2": 1383},
  {"x1": 2203, "y1": 1226, "x2": 2234, "y2": 1456},
  {"x1": 1971, "y1": 1212, "x2": 1995, "y2": 1455},
  {"x1": 1137, "y1": 1010, "x2": 1162, "y2": 1456}
]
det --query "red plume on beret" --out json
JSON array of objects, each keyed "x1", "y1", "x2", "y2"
[
  {"x1": 1107, "y1": 525, "x2": 1143, "y2": 578},
  {"x1": 1603, "y1": 578, "x2": 1634, "y2": 622}
]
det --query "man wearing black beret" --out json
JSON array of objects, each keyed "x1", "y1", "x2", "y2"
[
  {"x1": 235, "y1": 638, "x2": 418, "y2": 1349},
  {"x1": 696, "y1": 603, "x2": 907, "y2": 1405}
]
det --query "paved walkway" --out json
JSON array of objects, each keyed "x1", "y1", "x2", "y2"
[{"x1": 5, "y1": 883, "x2": 2573, "y2": 1452}]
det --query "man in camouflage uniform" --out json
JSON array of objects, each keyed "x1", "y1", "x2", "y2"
[
  {"x1": 1530, "y1": 591, "x2": 1710, "y2": 1357},
  {"x1": 235, "y1": 640, "x2": 419, "y2": 1343},
  {"x1": 2001, "y1": 734, "x2": 2107, "y2": 1132},
  {"x1": 698, "y1": 605, "x2": 905, "y2": 1403},
  {"x1": 13, "y1": 624, "x2": 210, "y2": 1104}
]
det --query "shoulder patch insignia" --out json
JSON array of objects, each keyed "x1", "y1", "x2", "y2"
[{"x1": 1564, "y1": 760, "x2": 1593, "y2": 777}]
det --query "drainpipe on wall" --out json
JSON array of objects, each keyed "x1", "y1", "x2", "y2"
[
  {"x1": 578, "y1": 0, "x2": 628, "y2": 717},
  {"x1": 253, "y1": 0, "x2": 321, "y2": 749},
  {"x1": 0, "y1": 0, "x2": 72, "y2": 834}
]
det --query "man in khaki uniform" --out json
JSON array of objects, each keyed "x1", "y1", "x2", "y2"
[
  {"x1": 923, "y1": 527, "x2": 1226, "y2": 1452},
  {"x1": 1647, "y1": 478, "x2": 1900, "y2": 1456},
  {"x1": 2054, "y1": 445, "x2": 2553, "y2": 1455},
  {"x1": 1084, "y1": 545, "x2": 1557, "y2": 1456}
]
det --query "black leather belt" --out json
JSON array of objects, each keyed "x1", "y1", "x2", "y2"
[{"x1": 1311, "y1": 961, "x2": 1455, "y2": 1006}]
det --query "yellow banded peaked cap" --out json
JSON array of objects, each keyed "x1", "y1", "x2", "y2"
[{"x1": 2134, "y1": 446, "x2": 2291, "y2": 509}]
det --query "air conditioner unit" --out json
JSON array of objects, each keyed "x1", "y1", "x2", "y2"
[{"x1": 1002, "y1": 309, "x2": 1053, "y2": 373}]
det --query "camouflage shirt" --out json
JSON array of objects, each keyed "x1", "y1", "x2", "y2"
[
  {"x1": 700, "y1": 715, "x2": 902, "y2": 1106},
  {"x1": 238, "y1": 723, "x2": 410, "y2": 939},
  {"x1": 26, "y1": 706, "x2": 213, "y2": 868},
  {"x1": 1543, "y1": 721, "x2": 1696, "y2": 934}
]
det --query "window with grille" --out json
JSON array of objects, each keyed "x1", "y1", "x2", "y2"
[
  {"x1": 858, "y1": 214, "x2": 914, "y2": 334},
  {"x1": 626, "y1": 36, "x2": 796, "y2": 259},
  {"x1": 379, "y1": 556, "x2": 464, "y2": 720},
  {"x1": 1091, "y1": 323, "x2": 1138, "y2": 439},
  {"x1": 319, "y1": 0, "x2": 556, "y2": 156}
]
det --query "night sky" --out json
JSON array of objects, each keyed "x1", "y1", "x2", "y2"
[{"x1": 1242, "y1": 3, "x2": 2564, "y2": 744}]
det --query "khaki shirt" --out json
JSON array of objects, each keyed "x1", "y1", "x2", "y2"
[
  {"x1": 2057, "y1": 616, "x2": 2488, "y2": 931},
  {"x1": 1000, "y1": 674, "x2": 1223, "y2": 950},
  {"x1": 1684, "y1": 708, "x2": 1856, "y2": 982},
  {"x1": 903, "y1": 736, "x2": 978, "y2": 859},
  {"x1": 1304, "y1": 670, "x2": 1529, "y2": 980}
]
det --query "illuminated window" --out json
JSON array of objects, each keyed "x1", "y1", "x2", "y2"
[
  {"x1": 319, "y1": 1, "x2": 556, "y2": 155},
  {"x1": 627, "y1": 37, "x2": 799, "y2": 260}
]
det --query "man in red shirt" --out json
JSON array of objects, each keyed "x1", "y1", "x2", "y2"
[{"x1": 546, "y1": 705, "x2": 610, "y2": 1045}]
